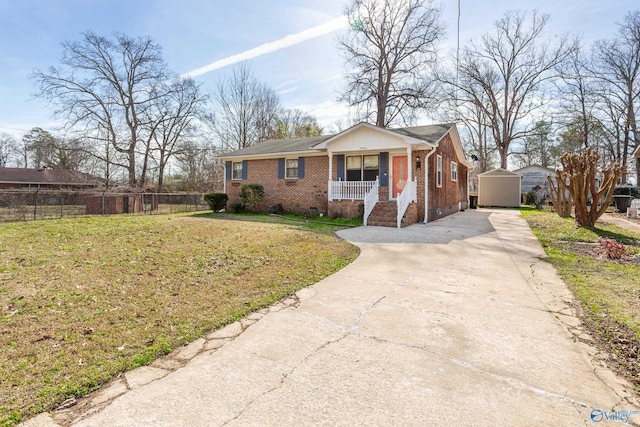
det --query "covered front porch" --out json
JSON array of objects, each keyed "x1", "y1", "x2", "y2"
[
  {"x1": 326, "y1": 147, "x2": 418, "y2": 228},
  {"x1": 311, "y1": 122, "x2": 437, "y2": 227}
]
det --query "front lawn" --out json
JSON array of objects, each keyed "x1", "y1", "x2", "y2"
[
  {"x1": 0, "y1": 213, "x2": 359, "y2": 425},
  {"x1": 522, "y1": 209, "x2": 640, "y2": 389}
]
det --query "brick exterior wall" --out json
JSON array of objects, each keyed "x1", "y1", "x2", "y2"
[
  {"x1": 85, "y1": 195, "x2": 145, "y2": 214},
  {"x1": 424, "y1": 134, "x2": 469, "y2": 222},
  {"x1": 225, "y1": 132, "x2": 469, "y2": 224},
  {"x1": 328, "y1": 200, "x2": 362, "y2": 219},
  {"x1": 226, "y1": 156, "x2": 329, "y2": 215}
]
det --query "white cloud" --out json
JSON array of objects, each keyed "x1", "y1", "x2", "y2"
[
  {"x1": 181, "y1": 15, "x2": 349, "y2": 79},
  {"x1": 274, "y1": 79, "x2": 301, "y2": 90},
  {"x1": 276, "y1": 87, "x2": 300, "y2": 96}
]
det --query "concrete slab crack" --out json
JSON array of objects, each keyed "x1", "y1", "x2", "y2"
[
  {"x1": 355, "y1": 330, "x2": 592, "y2": 410},
  {"x1": 221, "y1": 332, "x2": 350, "y2": 426}
]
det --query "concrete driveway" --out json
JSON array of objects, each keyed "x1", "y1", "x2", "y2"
[{"x1": 26, "y1": 209, "x2": 639, "y2": 426}]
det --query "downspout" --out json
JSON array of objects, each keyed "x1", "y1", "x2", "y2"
[
  {"x1": 223, "y1": 160, "x2": 227, "y2": 194},
  {"x1": 423, "y1": 148, "x2": 436, "y2": 224}
]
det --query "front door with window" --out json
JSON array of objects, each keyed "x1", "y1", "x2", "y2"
[{"x1": 392, "y1": 155, "x2": 408, "y2": 198}]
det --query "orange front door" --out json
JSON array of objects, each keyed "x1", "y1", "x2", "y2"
[{"x1": 392, "y1": 156, "x2": 408, "y2": 198}]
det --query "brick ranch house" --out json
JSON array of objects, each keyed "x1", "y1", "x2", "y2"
[
  {"x1": 220, "y1": 122, "x2": 472, "y2": 227},
  {"x1": 0, "y1": 167, "x2": 102, "y2": 190}
]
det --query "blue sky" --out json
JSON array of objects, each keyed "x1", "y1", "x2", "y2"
[{"x1": 0, "y1": 0, "x2": 637, "y2": 140}]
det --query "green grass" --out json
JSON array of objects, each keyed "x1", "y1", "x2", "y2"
[
  {"x1": 0, "y1": 213, "x2": 359, "y2": 425},
  {"x1": 522, "y1": 209, "x2": 640, "y2": 387}
]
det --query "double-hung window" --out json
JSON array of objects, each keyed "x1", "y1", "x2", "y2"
[
  {"x1": 232, "y1": 162, "x2": 243, "y2": 180},
  {"x1": 346, "y1": 155, "x2": 379, "y2": 181},
  {"x1": 451, "y1": 162, "x2": 458, "y2": 181},
  {"x1": 286, "y1": 159, "x2": 299, "y2": 179}
]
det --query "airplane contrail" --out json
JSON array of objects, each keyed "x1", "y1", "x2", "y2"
[{"x1": 181, "y1": 15, "x2": 349, "y2": 79}]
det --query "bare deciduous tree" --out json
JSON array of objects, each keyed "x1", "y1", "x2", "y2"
[
  {"x1": 513, "y1": 121, "x2": 555, "y2": 168},
  {"x1": 269, "y1": 109, "x2": 323, "y2": 140},
  {"x1": 448, "y1": 10, "x2": 577, "y2": 168},
  {"x1": 0, "y1": 133, "x2": 16, "y2": 167},
  {"x1": 592, "y1": 11, "x2": 640, "y2": 184},
  {"x1": 338, "y1": 0, "x2": 444, "y2": 128},
  {"x1": 208, "y1": 63, "x2": 281, "y2": 151},
  {"x1": 147, "y1": 78, "x2": 206, "y2": 192},
  {"x1": 174, "y1": 141, "x2": 223, "y2": 192},
  {"x1": 33, "y1": 31, "x2": 172, "y2": 186},
  {"x1": 556, "y1": 48, "x2": 601, "y2": 150}
]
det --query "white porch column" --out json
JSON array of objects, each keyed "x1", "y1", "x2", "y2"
[
  {"x1": 328, "y1": 150, "x2": 333, "y2": 201},
  {"x1": 407, "y1": 146, "x2": 413, "y2": 184}
]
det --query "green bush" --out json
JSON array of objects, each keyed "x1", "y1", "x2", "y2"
[
  {"x1": 523, "y1": 191, "x2": 536, "y2": 206},
  {"x1": 614, "y1": 186, "x2": 640, "y2": 199},
  {"x1": 203, "y1": 193, "x2": 228, "y2": 212},
  {"x1": 239, "y1": 184, "x2": 265, "y2": 212},
  {"x1": 230, "y1": 202, "x2": 244, "y2": 213}
]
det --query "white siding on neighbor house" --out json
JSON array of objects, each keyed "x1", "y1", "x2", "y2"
[
  {"x1": 478, "y1": 168, "x2": 521, "y2": 208},
  {"x1": 515, "y1": 165, "x2": 555, "y2": 193}
]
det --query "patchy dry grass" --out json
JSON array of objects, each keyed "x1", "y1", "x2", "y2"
[
  {"x1": 0, "y1": 213, "x2": 358, "y2": 425},
  {"x1": 522, "y1": 209, "x2": 640, "y2": 389}
]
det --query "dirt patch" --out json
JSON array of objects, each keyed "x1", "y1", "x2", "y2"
[
  {"x1": 583, "y1": 313, "x2": 640, "y2": 387},
  {"x1": 555, "y1": 240, "x2": 640, "y2": 264}
]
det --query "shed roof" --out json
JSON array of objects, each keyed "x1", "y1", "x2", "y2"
[
  {"x1": 478, "y1": 168, "x2": 521, "y2": 177},
  {"x1": 513, "y1": 165, "x2": 555, "y2": 174},
  {"x1": 0, "y1": 168, "x2": 102, "y2": 186}
]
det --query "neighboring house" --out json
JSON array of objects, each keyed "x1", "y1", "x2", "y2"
[
  {"x1": 514, "y1": 165, "x2": 556, "y2": 194},
  {"x1": 478, "y1": 168, "x2": 522, "y2": 208},
  {"x1": 220, "y1": 122, "x2": 472, "y2": 227},
  {"x1": 0, "y1": 167, "x2": 102, "y2": 190}
]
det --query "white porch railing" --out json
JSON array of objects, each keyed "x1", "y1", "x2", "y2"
[
  {"x1": 328, "y1": 180, "x2": 377, "y2": 201},
  {"x1": 363, "y1": 178, "x2": 379, "y2": 226},
  {"x1": 396, "y1": 179, "x2": 417, "y2": 228}
]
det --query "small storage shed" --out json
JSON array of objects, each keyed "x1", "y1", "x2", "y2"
[{"x1": 478, "y1": 168, "x2": 521, "y2": 207}]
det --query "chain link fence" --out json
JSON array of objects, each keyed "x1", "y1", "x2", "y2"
[{"x1": 0, "y1": 190, "x2": 209, "y2": 222}]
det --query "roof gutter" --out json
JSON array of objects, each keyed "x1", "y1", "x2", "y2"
[{"x1": 218, "y1": 150, "x2": 325, "y2": 161}]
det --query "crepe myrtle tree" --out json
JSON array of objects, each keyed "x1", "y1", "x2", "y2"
[{"x1": 551, "y1": 148, "x2": 623, "y2": 227}]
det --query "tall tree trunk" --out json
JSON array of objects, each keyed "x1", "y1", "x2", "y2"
[{"x1": 157, "y1": 162, "x2": 165, "y2": 193}]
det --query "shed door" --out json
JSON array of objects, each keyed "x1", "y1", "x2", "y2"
[{"x1": 392, "y1": 155, "x2": 408, "y2": 199}]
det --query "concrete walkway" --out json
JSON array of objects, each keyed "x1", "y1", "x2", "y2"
[
  {"x1": 600, "y1": 213, "x2": 640, "y2": 234},
  {"x1": 23, "y1": 209, "x2": 639, "y2": 426}
]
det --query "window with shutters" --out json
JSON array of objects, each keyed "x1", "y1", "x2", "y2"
[
  {"x1": 286, "y1": 158, "x2": 299, "y2": 178},
  {"x1": 232, "y1": 162, "x2": 243, "y2": 180},
  {"x1": 346, "y1": 155, "x2": 379, "y2": 181}
]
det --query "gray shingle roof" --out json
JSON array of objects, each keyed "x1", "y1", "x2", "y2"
[
  {"x1": 222, "y1": 135, "x2": 332, "y2": 157},
  {"x1": 390, "y1": 123, "x2": 456, "y2": 144},
  {"x1": 220, "y1": 123, "x2": 456, "y2": 158},
  {"x1": 0, "y1": 168, "x2": 102, "y2": 185}
]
